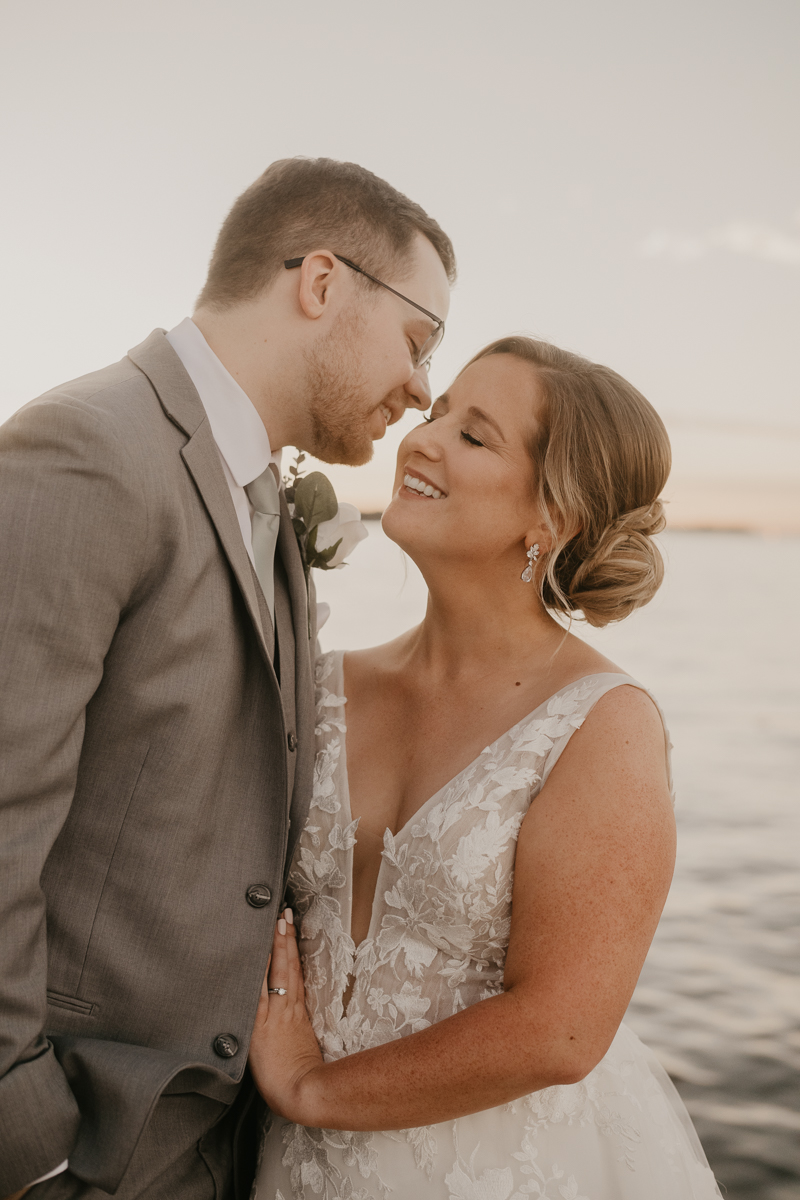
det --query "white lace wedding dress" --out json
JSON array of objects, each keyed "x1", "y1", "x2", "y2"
[{"x1": 255, "y1": 650, "x2": 722, "y2": 1200}]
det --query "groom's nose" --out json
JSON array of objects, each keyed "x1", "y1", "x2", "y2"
[{"x1": 403, "y1": 364, "x2": 432, "y2": 411}]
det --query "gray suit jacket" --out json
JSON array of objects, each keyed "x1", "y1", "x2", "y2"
[{"x1": 0, "y1": 331, "x2": 316, "y2": 1195}]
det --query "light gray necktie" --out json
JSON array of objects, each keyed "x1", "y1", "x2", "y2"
[{"x1": 245, "y1": 464, "x2": 281, "y2": 620}]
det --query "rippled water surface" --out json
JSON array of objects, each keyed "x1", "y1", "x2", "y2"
[{"x1": 316, "y1": 527, "x2": 800, "y2": 1200}]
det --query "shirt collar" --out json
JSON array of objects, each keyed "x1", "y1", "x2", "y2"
[{"x1": 166, "y1": 317, "x2": 280, "y2": 487}]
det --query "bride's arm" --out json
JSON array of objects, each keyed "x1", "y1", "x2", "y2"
[{"x1": 249, "y1": 685, "x2": 675, "y2": 1131}]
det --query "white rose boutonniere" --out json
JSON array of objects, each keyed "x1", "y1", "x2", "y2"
[
  {"x1": 314, "y1": 502, "x2": 369, "y2": 567},
  {"x1": 284, "y1": 453, "x2": 368, "y2": 592}
]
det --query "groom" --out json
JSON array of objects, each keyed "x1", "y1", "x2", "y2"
[{"x1": 0, "y1": 157, "x2": 454, "y2": 1200}]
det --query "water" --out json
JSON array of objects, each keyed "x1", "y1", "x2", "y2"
[{"x1": 316, "y1": 526, "x2": 800, "y2": 1200}]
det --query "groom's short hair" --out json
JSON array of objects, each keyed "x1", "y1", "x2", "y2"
[{"x1": 197, "y1": 158, "x2": 457, "y2": 311}]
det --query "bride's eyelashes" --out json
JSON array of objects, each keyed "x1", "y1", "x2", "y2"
[{"x1": 421, "y1": 413, "x2": 485, "y2": 447}]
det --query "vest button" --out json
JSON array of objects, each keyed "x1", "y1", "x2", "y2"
[
  {"x1": 287, "y1": 732, "x2": 298, "y2": 752},
  {"x1": 213, "y1": 1034, "x2": 239, "y2": 1058},
  {"x1": 246, "y1": 884, "x2": 272, "y2": 908}
]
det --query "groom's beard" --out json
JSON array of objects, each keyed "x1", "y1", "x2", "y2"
[{"x1": 304, "y1": 310, "x2": 381, "y2": 466}]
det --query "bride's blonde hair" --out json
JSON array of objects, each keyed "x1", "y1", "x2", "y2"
[{"x1": 465, "y1": 337, "x2": 671, "y2": 628}]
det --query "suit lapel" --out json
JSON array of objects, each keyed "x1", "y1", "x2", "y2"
[
  {"x1": 277, "y1": 492, "x2": 317, "y2": 864},
  {"x1": 129, "y1": 330, "x2": 315, "y2": 855},
  {"x1": 127, "y1": 330, "x2": 273, "y2": 667},
  {"x1": 181, "y1": 430, "x2": 272, "y2": 665},
  {"x1": 277, "y1": 490, "x2": 308, "y2": 651}
]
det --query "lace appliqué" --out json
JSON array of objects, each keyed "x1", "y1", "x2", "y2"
[{"x1": 279, "y1": 1123, "x2": 390, "y2": 1200}]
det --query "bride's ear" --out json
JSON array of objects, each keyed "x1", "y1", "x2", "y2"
[
  {"x1": 525, "y1": 529, "x2": 551, "y2": 556},
  {"x1": 525, "y1": 502, "x2": 581, "y2": 558},
  {"x1": 523, "y1": 512, "x2": 555, "y2": 558}
]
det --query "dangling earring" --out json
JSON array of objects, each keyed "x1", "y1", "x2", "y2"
[{"x1": 521, "y1": 543, "x2": 540, "y2": 583}]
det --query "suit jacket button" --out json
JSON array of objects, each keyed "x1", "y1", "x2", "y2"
[
  {"x1": 287, "y1": 732, "x2": 298, "y2": 752},
  {"x1": 213, "y1": 1034, "x2": 239, "y2": 1058},
  {"x1": 246, "y1": 884, "x2": 272, "y2": 908}
]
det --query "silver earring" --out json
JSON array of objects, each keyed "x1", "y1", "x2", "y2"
[{"x1": 521, "y1": 543, "x2": 540, "y2": 583}]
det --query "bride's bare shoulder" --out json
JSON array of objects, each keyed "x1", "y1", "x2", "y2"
[
  {"x1": 341, "y1": 629, "x2": 419, "y2": 692},
  {"x1": 550, "y1": 628, "x2": 630, "y2": 682}
]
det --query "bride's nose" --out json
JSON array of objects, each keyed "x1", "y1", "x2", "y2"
[{"x1": 401, "y1": 415, "x2": 444, "y2": 462}]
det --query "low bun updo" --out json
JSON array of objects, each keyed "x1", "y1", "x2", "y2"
[{"x1": 465, "y1": 337, "x2": 671, "y2": 628}]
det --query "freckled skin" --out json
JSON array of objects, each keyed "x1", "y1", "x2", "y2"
[{"x1": 248, "y1": 355, "x2": 676, "y2": 1131}]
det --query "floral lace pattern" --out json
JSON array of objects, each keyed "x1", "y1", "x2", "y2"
[{"x1": 256, "y1": 652, "x2": 721, "y2": 1200}]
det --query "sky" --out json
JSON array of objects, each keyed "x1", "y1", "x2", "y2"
[{"x1": 2, "y1": 0, "x2": 798, "y2": 527}]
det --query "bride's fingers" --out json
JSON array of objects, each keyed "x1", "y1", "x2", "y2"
[
  {"x1": 284, "y1": 909, "x2": 304, "y2": 1005},
  {"x1": 267, "y1": 910, "x2": 291, "y2": 1000}
]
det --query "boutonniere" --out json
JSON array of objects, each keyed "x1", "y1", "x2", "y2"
[{"x1": 284, "y1": 452, "x2": 368, "y2": 597}]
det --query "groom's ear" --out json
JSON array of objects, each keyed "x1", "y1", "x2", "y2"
[{"x1": 295, "y1": 250, "x2": 341, "y2": 321}]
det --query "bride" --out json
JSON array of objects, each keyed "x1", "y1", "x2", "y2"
[{"x1": 249, "y1": 336, "x2": 722, "y2": 1199}]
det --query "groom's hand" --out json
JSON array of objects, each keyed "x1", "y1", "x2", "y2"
[{"x1": 248, "y1": 909, "x2": 326, "y2": 1125}]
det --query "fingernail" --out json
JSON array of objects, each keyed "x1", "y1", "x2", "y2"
[
  {"x1": 278, "y1": 918, "x2": 286, "y2": 935},
  {"x1": 285, "y1": 908, "x2": 294, "y2": 926}
]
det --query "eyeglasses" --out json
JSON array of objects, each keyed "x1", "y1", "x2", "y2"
[{"x1": 284, "y1": 253, "x2": 445, "y2": 370}]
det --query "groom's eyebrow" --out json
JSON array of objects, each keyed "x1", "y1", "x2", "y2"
[{"x1": 407, "y1": 315, "x2": 436, "y2": 342}]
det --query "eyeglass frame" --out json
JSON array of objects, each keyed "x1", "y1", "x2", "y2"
[{"x1": 284, "y1": 253, "x2": 445, "y2": 370}]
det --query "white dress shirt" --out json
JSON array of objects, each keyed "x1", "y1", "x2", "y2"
[
  {"x1": 167, "y1": 318, "x2": 330, "y2": 631},
  {"x1": 166, "y1": 317, "x2": 282, "y2": 562}
]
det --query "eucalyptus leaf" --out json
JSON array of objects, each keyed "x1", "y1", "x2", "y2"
[
  {"x1": 293, "y1": 472, "x2": 338, "y2": 529},
  {"x1": 308, "y1": 538, "x2": 342, "y2": 569}
]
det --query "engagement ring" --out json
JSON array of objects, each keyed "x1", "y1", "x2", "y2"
[{"x1": 267, "y1": 987, "x2": 287, "y2": 996}]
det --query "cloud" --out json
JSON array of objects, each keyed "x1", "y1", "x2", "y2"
[{"x1": 639, "y1": 214, "x2": 800, "y2": 266}]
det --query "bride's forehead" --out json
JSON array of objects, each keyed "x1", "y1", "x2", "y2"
[{"x1": 448, "y1": 356, "x2": 539, "y2": 412}]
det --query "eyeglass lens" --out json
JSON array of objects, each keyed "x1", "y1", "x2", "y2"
[{"x1": 417, "y1": 323, "x2": 444, "y2": 368}]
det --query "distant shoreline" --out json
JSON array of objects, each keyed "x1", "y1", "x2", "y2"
[
  {"x1": 356, "y1": 512, "x2": 800, "y2": 536},
  {"x1": 356, "y1": 474, "x2": 800, "y2": 536}
]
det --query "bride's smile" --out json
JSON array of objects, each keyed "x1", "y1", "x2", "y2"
[{"x1": 400, "y1": 469, "x2": 446, "y2": 499}]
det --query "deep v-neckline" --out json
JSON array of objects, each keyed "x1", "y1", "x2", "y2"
[{"x1": 333, "y1": 650, "x2": 630, "y2": 950}]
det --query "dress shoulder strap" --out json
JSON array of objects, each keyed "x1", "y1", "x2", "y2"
[{"x1": 537, "y1": 672, "x2": 674, "y2": 801}]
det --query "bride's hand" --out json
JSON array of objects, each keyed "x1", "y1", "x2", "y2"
[{"x1": 248, "y1": 908, "x2": 325, "y2": 1123}]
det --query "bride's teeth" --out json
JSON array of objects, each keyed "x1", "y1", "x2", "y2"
[{"x1": 403, "y1": 473, "x2": 445, "y2": 498}]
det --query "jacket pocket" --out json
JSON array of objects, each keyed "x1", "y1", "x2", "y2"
[{"x1": 47, "y1": 989, "x2": 95, "y2": 1016}]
